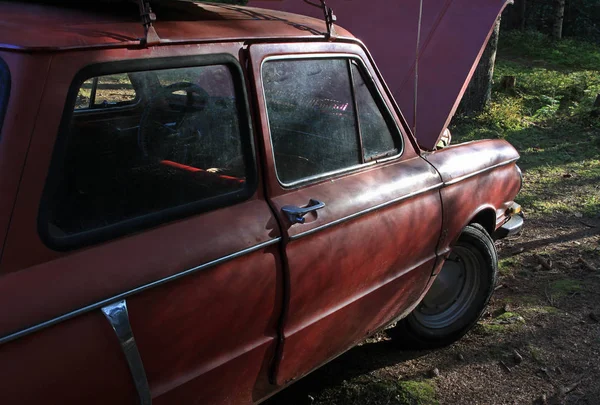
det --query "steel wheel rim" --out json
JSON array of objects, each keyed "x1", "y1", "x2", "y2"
[{"x1": 413, "y1": 244, "x2": 482, "y2": 329}]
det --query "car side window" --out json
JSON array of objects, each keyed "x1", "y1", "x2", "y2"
[
  {"x1": 350, "y1": 63, "x2": 398, "y2": 162},
  {"x1": 262, "y1": 58, "x2": 401, "y2": 186},
  {"x1": 75, "y1": 74, "x2": 138, "y2": 110},
  {"x1": 42, "y1": 61, "x2": 254, "y2": 248},
  {"x1": 263, "y1": 59, "x2": 361, "y2": 185}
]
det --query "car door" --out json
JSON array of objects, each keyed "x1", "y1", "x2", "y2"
[
  {"x1": 0, "y1": 45, "x2": 283, "y2": 405},
  {"x1": 249, "y1": 42, "x2": 444, "y2": 384}
]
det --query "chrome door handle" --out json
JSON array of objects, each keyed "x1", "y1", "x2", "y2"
[{"x1": 281, "y1": 199, "x2": 326, "y2": 224}]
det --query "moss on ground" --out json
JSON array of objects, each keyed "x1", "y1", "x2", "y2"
[
  {"x1": 494, "y1": 312, "x2": 526, "y2": 323},
  {"x1": 549, "y1": 279, "x2": 583, "y2": 299},
  {"x1": 396, "y1": 381, "x2": 438, "y2": 405},
  {"x1": 498, "y1": 257, "x2": 518, "y2": 276},
  {"x1": 528, "y1": 344, "x2": 546, "y2": 364},
  {"x1": 313, "y1": 377, "x2": 438, "y2": 405},
  {"x1": 521, "y1": 305, "x2": 560, "y2": 315},
  {"x1": 478, "y1": 311, "x2": 526, "y2": 334}
]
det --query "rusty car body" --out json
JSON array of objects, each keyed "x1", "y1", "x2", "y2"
[{"x1": 0, "y1": 1, "x2": 522, "y2": 404}]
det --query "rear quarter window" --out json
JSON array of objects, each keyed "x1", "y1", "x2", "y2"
[
  {"x1": 75, "y1": 74, "x2": 138, "y2": 110},
  {"x1": 40, "y1": 55, "x2": 256, "y2": 250},
  {"x1": 0, "y1": 57, "x2": 10, "y2": 137}
]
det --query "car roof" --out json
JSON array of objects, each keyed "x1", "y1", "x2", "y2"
[{"x1": 0, "y1": 0, "x2": 353, "y2": 52}]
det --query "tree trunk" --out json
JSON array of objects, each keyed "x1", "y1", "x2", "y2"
[
  {"x1": 518, "y1": 0, "x2": 527, "y2": 31},
  {"x1": 552, "y1": 0, "x2": 566, "y2": 40},
  {"x1": 458, "y1": 16, "x2": 501, "y2": 115},
  {"x1": 592, "y1": 94, "x2": 600, "y2": 118}
]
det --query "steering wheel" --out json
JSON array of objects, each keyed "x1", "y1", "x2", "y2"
[{"x1": 138, "y1": 82, "x2": 210, "y2": 162}]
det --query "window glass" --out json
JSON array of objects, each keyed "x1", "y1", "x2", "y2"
[
  {"x1": 45, "y1": 64, "x2": 251, "y2": 241},
  {"x1": 75, "y1": 79, "x2": 94, "y2": 110},
  {"x1": 263, "y1": 59, "x2": 361, "y2": 184},
  {"x1": 0, "y1": 57, "x2": 9, "y2": 137},
  {"x1": 75, "y1": 74, "x2": 137, "y2": 110},
  {"x1": 351, "y1": 63, "x2": 398, "y2": 161}
]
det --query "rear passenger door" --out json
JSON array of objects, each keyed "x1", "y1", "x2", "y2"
[
  {"x1": 0, "y1": 48, "x2": 282, "y2": 404},
  {"x1": 250, "y1": 42, "x2": 444, "y2": 385}
]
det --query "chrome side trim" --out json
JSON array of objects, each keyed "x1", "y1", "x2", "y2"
[
  {"x1": 442, "y1": 157, "x2": 519, "y2": 186},
  {"x1": 102, "y1": 300, "x2": 152, "y2": 405},
  {"x1": 0, "y1": 238, "x2": 281, "y2": 345},
  {"x1": 289, "y1": 183, "x2": 443, "y2": 241}
]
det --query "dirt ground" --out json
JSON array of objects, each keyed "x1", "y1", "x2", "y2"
[{"x1": 265, "y1": 213, "x2": 600, "y2": 405}]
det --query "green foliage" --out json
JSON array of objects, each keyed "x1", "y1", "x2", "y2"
[
  {"x1": 498, "y1": 31, "x2": 600, "y2": 71},
  {"x1": 478, "y1": 95, "x2": 527, "y2": 132},
  {"x1": 451, "y1": 32, "x2": 600, "y2": 219}
]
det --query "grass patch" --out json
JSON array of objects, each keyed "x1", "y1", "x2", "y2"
[
  {"x1": 498, "y1": 257, "x2": 518, "y2": 276},
  {"x1": 316, "y1": 377, "x2": 438, "y2": 405},
  {"x1": 397, "y1": 381, "x2": 438, "y2": 405},
  {"x1": 498, "y1": 31, "x2": 600, "y2": 71},
  {"x1": 477, "y1": 312, "x2": 526, "y2": 334},
  {"x1": 521, "y1": 305, "x2": 560, "y2": 316},
  {"x1": 451, "y1": 32, "x2": 600, "y2": 219},
  {"x1": 494, "y1": 312, "x2": 526, "y2": 323},
  {"x1": 548, "y1": 279, "x2": 582, "y2": 299}
]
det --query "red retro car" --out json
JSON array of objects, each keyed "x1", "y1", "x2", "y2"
[{"x1": 0, "y1": 1, "x2": 522, "y2": 403}]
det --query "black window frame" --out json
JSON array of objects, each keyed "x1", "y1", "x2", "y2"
[
  {"x1": 261, "y1": 54, "x2": 404, "y2": 188},
  {"x1": 0, "y1": 56, "x2": 10, "y2": 139},
  {"x1": 348, "y1": 59, "x2": 401, "y2": 163},
  {"x1": 39, "y1": 54, "x2": 258, "y2": 251}
]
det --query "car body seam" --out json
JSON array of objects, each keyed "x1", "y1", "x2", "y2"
[
  {"x1": 0, "y1": 55, "x2": 53, "y2": 268},
  {"x1": 442, "y1": 157, "x2": 520, "y2": 186}
]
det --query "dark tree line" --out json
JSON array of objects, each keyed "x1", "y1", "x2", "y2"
[{"x1": 503, "y1": 0, "x2": 600, "y2": 43}]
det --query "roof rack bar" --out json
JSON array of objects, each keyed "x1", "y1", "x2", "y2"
[
  {"x1": 135, "y1": 0, "x2": 161, "y2": 45},
  {"x1": 303, "y1": 0, "x2": 337, "y2": 40}
]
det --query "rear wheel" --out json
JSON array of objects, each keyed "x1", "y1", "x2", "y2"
[{"x1": 388, "y1": 224, "x2": 498, "y2": 349}]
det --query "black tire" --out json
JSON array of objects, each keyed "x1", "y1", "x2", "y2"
[{"x1": 388, "y1": 224, "x2": 498, "y2": 349}]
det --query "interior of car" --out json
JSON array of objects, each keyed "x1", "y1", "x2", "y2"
[{"x1": 48, "y1": 66, "x2": 247, "y2": 237}]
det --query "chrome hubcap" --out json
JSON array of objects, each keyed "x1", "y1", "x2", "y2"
[{"x1": 414, "y1": 244, "x2": 482, "y2": 329}]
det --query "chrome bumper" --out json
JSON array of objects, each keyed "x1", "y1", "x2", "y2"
[{"x1": 493, "y1": 213, "x2": 524, "y2": 240}]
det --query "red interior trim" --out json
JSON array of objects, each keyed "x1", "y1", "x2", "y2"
[{"x1": 160, "y1": 160, "x2": 245, "y2": 183}]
